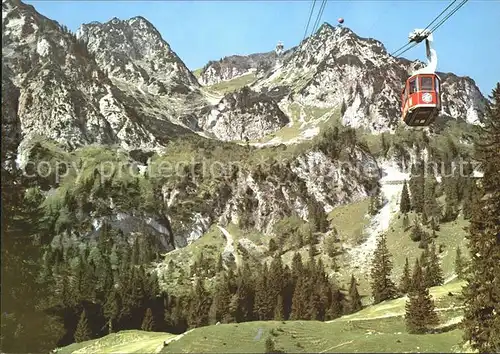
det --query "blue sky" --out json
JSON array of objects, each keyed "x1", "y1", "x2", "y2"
[{"x1": 27, "y1": 0, "x2": 499, "y2": 95}]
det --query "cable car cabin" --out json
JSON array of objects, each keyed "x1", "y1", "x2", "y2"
[{"x1": 401, "y1": 73, "x2": 441, "y2": 126}]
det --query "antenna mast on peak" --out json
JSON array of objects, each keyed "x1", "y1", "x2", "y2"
[{"x1": 275, "y1": 41, "x2": 284, "y2": 56}]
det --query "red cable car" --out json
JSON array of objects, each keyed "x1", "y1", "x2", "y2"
[
  {"x1": 401, "y1": 73, "x2": 441, "y2": 126},
  {"x1": 400, "y1": 29, "x2": 441, "y2": 126}
]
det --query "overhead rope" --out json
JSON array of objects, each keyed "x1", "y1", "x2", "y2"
[
  {"x1": 311, "y1": 0, "x2": 328, "y2": 36},
  {"x1": 302, "y1": 0, "x2": 317, "y2": 44},
  {"x1": 422, "y1": 0, "x2": 458, "y2": 32},
  {"x1": 429, "y1": 0, "x2": 468, "y2": 33},
  {"x1": 390, "y1": 0, "x2": 469, "y2": 58}
]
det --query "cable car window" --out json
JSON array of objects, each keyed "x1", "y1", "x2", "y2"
[
  {"x1": 435, "y1": 77, "x2": 440, "y2": 93},
  {"x1": 409, "y1": 79, "x2": 417, "y2": 94},
  {"x1": 421, "y1": 77, "x2": 433, "y2": 91}
]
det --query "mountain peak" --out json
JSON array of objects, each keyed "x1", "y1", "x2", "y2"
[{"x1": 77, "y1": 13, "x2": 200, "y2": 94}]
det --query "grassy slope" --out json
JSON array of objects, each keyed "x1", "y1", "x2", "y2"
[
  {"x1": 204, "y1": 73, "x2": 257, "y2": 94},
  {"x1": 326, "y1": 199, "x2": 468, "y2": 296},
  {"x1": 161, "y1": 319, "x2": 462, "y2": 353},
  {"x1": 56, "y1": 330, "x2": 176, "y2": 354},
  {"x1": 254, "y1": 105, "x2": 341, "y2": 145},
  {"x1": 192, "y1": 68, "x2": 203, "y2": 79},
  {"x1": 57, "y1": 281, "x2": 467, "y2": 354},
  {"x1": 160, "y1": 280, "x2": 466, "y2": 353}
]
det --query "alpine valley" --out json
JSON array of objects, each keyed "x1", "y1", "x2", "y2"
[{"x1": 1, "y1": 0, "x2": 492, "y2": 353}]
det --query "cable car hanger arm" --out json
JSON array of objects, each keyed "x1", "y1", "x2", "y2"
[{"x1": 409, "y1": 29, "x2": 437, "y2": 75}]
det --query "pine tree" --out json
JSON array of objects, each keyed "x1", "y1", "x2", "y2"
[
  {"x1": 441, "y1": 174, "x2": 460, "y2": 222},
  {"x1": 369, "y1": 186, "x2": 383, "y2": 215},
  {"x1": 462, "y1": 83, "x2": 500, "y2": 353},
  {"x1": 328, "y1": 286, "x2": 344, "y2": 320},
  {"x1": 400, "y1": 180, "x2": 411, "y2": 214},
  {"x1": 274, "y1": 295, "x2": 285, "y2": 321},
  {"x1": 409, "y1": 161, "x2": 425, "y2": 213},
  {"x1": 399, "y1": 257, "x2": 412, "y2": 294},
  {"x1": 290, "y1": 275, "x2": 307, "y2": 320},
  {"x1": 425, "y1": 242, "x2": 444, "y2": 287},
  {"x1": 404, "y1": 258, "x2": 439, "y2": 333},
  {"x1": 424, "y1": 178, "x2": 441, "y2": 227},
  {"x1": 74, "y1": 309, "x2": 92, "y2": 343},
  {"x1": 268, "y1": 255, "x2": 284, "y2": 310},
  {"x1": 308, "y1": 199, "x2": 328, "y2": 233},
  {"x1": 348, "y1": 274, "x2": 362, "y2": 313},
  {"x1": 254, "y1": 264, "x2": 273, "y2": 320},
  {"x1": 103, "y1": 289, "x2": 121, "y2": 333},
  {"x1": 141, "y1": 308, "x2": 155, "y2": 331},
  {"x1": 212, "y1": 273, "x2": 231, "y2": 323},
  {"x1": 410, "y1": 216, "x2": 424, "y2": 242},
  {"x1": 188, "y1": 278, "x2": 212, "y2": 328},
  {"x1": 370, "y1": 234, "x2": 397, "y2": 304},
  {"x1": 402, "y1": 213, "x2": 410, "y2": 230}
]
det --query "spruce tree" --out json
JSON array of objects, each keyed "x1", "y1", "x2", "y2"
[
  {"x1": 409, "y1": 161, "x2": 425, "y2": 213},
  {"x1": 74, "y1": 309, "x2": 92, "y2": 343},
  {"x1": 409, "y1": 258, "x2": 421, "y2": 294},
  {"x1": 348, "y1": 274, "x2": 362, "y2": 313},
  {"x1": 462, "y1": 83, "x2": 500, "y2": 353},
  {"x1": 424, "y1": 178, "x2": 441, "y2": 226},
  {"x1": 254, "y1": 264, "x2": 273, "y2": 320},
  {"x1": 404, "y1": 258, "x2": 439, "y2": 333},
  {"x1": 410, "y1": 216, "x2": 424, "y2": 242},
  {"x1": 268, "y1": 255, "x2": 284, "y2": 309},
  {"x1": 425, "y1": 242, "x2": 444, "y2": 287},
  {"x1": 290, "y1": 275, "x2": 307, "y2": 320},
  {"x1": 141, "y1": 308, "x2": 155, "y2": 331},
  {"x1": 274, "y1": 295, "x2": 285, "y2": 321},
  {"x1": 400, "y1": 180, "x2": 411, "y2": 214},
  {"x1": 328, "y1": 286, "x2": 344, "y2": 320},
  {"x1": 188, "y1": 278, "x2": 211, "y2": 328},
  {"x1": 212, "y1": 273, "x2": 231, "y2": 323},
  {"x1": 369, "y1": 186, "x2": 383, "y2": 215},
  {"x1": 402, "y1": 213, "x2": 410, "y2": 230},
  {"x1": 399, "y1": 257, "x2": 412, "y2": 294},
  {"x1": 370, "y1": 234, "x2": 397, "y2": 304},
  {"x1": 103, "y1": 289, "x2": 121, "y2": 334}
]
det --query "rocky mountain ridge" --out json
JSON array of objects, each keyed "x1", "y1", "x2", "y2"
[
  {"x1": 76, "y1": 16, "x2": 200, "y2": 96},
  {"x1": 198, "y1": 49, "x2": 295, "y2": 86},
  {"x1": 249, "y1": 24, "x2": 485, "y2": 131},
  {"x1": 3, "y1": 0, "x2": 488, "y2": 152}
]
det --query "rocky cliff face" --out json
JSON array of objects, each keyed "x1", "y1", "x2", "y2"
[
  {"x1": 3, "y1": 0, "x2": 488, "y2": 249},
  {"x1": 437, "y1": 72, "x2": 485, "y2": 125},
  {"x1": 2, "y1": 0, "x2": 164, "y2": 149},
  {"x1": 197, "y1": 87, "x2": 290, "y2": 141},
  {"x1": 1, "y1": 64, "x2": 22, "y2": 169},
  {"x1": 198, "y1": 50, "x2": 295, "y2": 86},
  {"x1": 76, "y1": 17, "x2": 200, "y2": 96},
  {"x1": 219, "y1": 147, "x2": 379, "y2": 235},
  {"x1": 248, "y1": 24, "x2": 486, "y2": 132}
]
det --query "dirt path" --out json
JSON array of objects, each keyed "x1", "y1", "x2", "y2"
[
  {"x1": 155, "y1": 330, "x2": 194, "y2": 353},
  {"x1": 347, "y1": 163, "x2": 408, "y2": 272},
  {"x1": 217, "y1": 225, "x2": 241, "y2": 268}
]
